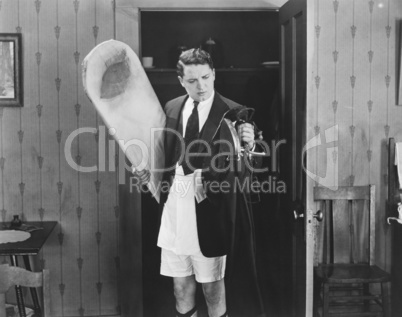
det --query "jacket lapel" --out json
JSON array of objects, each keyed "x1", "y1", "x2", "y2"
[{"x1": 199, "y1": 92, "x2": 230, "y2": 145}]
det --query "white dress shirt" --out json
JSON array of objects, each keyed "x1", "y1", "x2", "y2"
[{"x1": 157, "y1": 91, "x2": 215, "y2": 255}]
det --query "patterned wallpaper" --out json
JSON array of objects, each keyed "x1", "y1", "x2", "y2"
[
  {"x1": 0, "y1": 1, "x2": 120, "y2": 316},
  {"x1": 307, "y1": 0, "x2": 401, "y2": 271},
  {"x1": 1, "y1": 0, "x2": 401, "y2": 315}
]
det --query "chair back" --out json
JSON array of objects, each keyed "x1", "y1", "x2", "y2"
[
  {"x1": 0, "y1": 264, "x2": 50, "y2": 317},
  {"x1": 314, "y1": 185, "x2": 375, "y2": 266}
]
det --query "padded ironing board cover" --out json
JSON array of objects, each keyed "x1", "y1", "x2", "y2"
[{"x1": 82, "y1": 40, "x2": 166, "y2": 202}]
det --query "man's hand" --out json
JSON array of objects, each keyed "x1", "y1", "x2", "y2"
[
  {"x1": 237, "y1": 122, "x2": 255, "y2": 149},
  {"x1": 132, "y1": 167, "x2": 151, "y2": 185}
]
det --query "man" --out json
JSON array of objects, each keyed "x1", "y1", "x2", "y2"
[{"x1": 137, "y1": 48, "x2": 264, "y2": 317}]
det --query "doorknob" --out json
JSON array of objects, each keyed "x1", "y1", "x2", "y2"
[
  {"x1": 295, "y1": 210, "x2": 323, "y2": 221},
  {"x1": 293, "y1": 199, "x2": 304, "y2": 220},
  {"x1": 313, "y1": 210, "x2": 323, "y2": 222},
  {"x1": 294, "y1": 210, "x2": 304, "y2": 220}
]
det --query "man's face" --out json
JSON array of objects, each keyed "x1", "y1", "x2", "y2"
[{"x1": 178, "y1": 64, "x2": 215, "y2": 102}]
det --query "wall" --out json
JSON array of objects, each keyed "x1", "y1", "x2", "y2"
[
  {"x1": 5, "y1": 0, "x2": 400, "y2": 315},
  {"x1": 306, "y1": 0, "x2": 402, "y2": 272},
  {"x1": 0, "y1": 1, "x2": 289, "y2": 316},
  {"x1": 0, "y1": 1, "x2": 120, "y2": 316}
]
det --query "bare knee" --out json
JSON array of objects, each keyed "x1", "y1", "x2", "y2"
[
  {"x1": 174, "y1": 278, "x2": 196, "y2": 300},
  {"x1": 174, "y1": 276, "x2": 197, "y2": 313},
  {"x1": 202, "y1": 279, "x2": 226, "y2": 314},
  {"x1": 203, "y1": 283, "x2": 221, "y2": 305}
]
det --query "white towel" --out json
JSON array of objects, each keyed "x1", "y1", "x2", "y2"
[
  {"x1": 395, "y1": 142, "x2": 402, "y2": 189},
  {"x1": 0, "y1": 230, "x2": 30, "y2": 244}
]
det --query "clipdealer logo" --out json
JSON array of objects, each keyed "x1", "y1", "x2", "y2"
[{"x1": 64, "y1": 124, "x2": 338, "y2": 191}]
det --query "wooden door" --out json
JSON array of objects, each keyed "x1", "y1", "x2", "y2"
[
  {"x1": 279, "y1": 0, "x2": 308, "y2": 316},
  {"x1": 389, "y1": 138, "x2": 402, "y2": 315},
  {"x1": 119, "y1": 170, "x2": 143, "y2": 317},
  {"x1": 392, "y1": 224, "x2": 402, "y2": 315}
]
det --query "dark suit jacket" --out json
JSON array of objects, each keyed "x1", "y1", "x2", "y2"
[{"x1": 158, "y1": 91, "x2": 256, "y2": 257}]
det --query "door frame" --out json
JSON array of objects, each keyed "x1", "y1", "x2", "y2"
[
  {"x1": 305, "y1": 0, "x2": 318, "y2": 315},
  {"x1": 279, "y1": 0, "x2": 313, "y2": 316}
]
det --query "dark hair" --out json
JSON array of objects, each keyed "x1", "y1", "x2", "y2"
[{"x1": 176, "y1": 48, "x2": 214, "y2": 78}]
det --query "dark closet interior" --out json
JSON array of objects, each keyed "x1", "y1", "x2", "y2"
[{"x1": 139, "y1": 9, "x2": 291, "y2": 317}]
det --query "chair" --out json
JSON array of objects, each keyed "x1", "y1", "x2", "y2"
[
  {"x1": 0, "y1": 264, "x2": 50, "y2": 317},
  {"x1": 313, "y1": 185, "x2": 391, "y2": 317}
]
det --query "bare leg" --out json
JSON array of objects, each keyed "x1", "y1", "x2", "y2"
[
  {"x1": 202, "y1": 279, "x2": 227, "y2": 317},
  {"x1": 174, "y1": 276, "x2": 198, "y2": 317}
]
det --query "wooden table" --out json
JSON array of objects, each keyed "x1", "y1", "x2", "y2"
[{"x1": 0, "y1": 221, "x2": 57, "y2": 317}]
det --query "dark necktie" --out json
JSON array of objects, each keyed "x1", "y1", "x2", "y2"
[{"x1": 182, "y1": 101, "x2": 199, "y2": 175}]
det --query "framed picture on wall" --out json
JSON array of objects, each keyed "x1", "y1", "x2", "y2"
[{"x1": 0, "y1": 33, "x2": 23, "y2": 107}]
